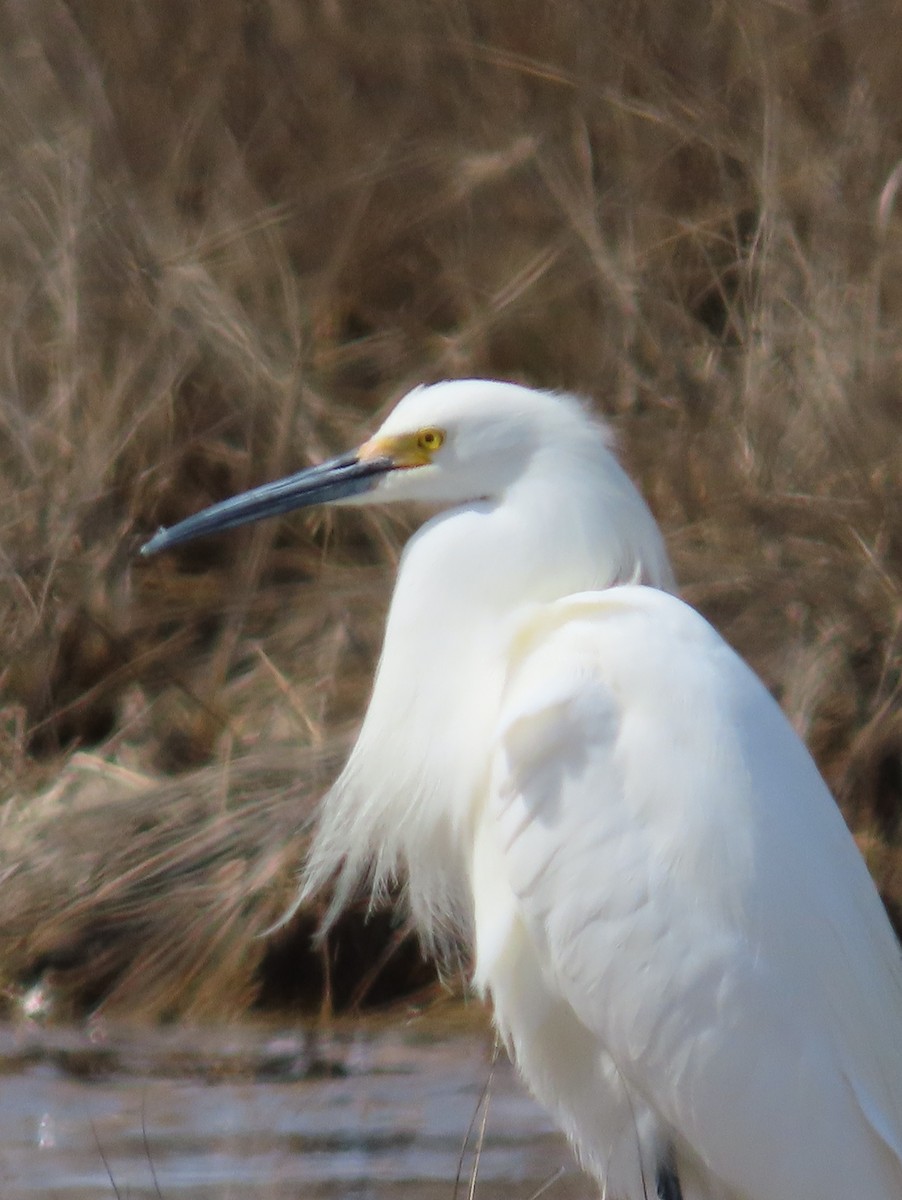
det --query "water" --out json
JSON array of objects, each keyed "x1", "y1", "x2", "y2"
[{"x1": 0, "y1": 1008, "x2": 586, "y2": 1199}]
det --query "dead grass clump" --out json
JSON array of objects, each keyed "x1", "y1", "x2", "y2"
[
  {"x1": 0, "y1": 0, "x2": 899, "y2": 1016},
  {"x1": 0, "y1": 747, "x2": 437, "y2": 1021}
]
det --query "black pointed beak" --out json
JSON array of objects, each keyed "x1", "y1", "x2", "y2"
[{"x1": 140, "y1": 450, "x2": 395, "y2": 557}]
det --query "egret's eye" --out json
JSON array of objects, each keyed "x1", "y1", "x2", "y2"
[{"x1": 416, "y1": 427, "x2": 445, "y2": 453}]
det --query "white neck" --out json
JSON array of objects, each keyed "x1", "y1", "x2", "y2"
[{"x1": 304, "y1": 446, "x2": 674, "y2": 947}]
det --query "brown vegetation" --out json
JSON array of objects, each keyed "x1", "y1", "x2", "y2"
[{"x1": 0, "y1": 0, "x2": 900, "y2": 1020}]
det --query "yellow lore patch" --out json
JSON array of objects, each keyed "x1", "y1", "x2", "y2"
[{"x1": 359, "y1": 427, "x2": 445, "y2": 469}]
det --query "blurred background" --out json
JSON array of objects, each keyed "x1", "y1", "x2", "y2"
[{"x1": 0, "y1": 0, "x2": 900, "y2": 1022}]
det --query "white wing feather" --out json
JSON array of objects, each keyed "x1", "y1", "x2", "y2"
[{"x1": 478, "y1": 586, "x2": 902, "y2": 1200}]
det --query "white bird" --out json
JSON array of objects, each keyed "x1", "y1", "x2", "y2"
[{"x1": 143, "y1": 379, "x2": 902, "y2": 1200}]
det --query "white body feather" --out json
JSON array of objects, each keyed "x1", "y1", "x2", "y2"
[{"x1": 477, "y1": 588, "x2": 902, "y2": 1198}]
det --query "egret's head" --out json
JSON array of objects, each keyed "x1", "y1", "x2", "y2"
[
  {"x1": 353, "y1": 379, "x2": 598, "y2": 504},
  {"x1": 140, "y1": 380, "x2": 605, "y2": 556}
]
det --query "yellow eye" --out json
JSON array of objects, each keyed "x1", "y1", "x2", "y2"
[{"x1": 416, "y1": 427, "x2": 445, "y2": 453}]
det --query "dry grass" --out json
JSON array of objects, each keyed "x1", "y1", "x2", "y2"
[{"x1": 0, "y1": 0, "x2": 900, "y2": 1019}]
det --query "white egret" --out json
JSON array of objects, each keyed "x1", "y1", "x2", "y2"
[{"x1": 143, "y1": 379, "x2": 902, "y2": 1200}]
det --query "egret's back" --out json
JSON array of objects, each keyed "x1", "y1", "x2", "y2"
[{"x1": 476, "y1": 586, "x2": 902, "y2": 1200}]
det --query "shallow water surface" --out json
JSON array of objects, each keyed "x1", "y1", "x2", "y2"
[{"x1": 0, "y1": 1009, "x2": 586, "y2": 1198}]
